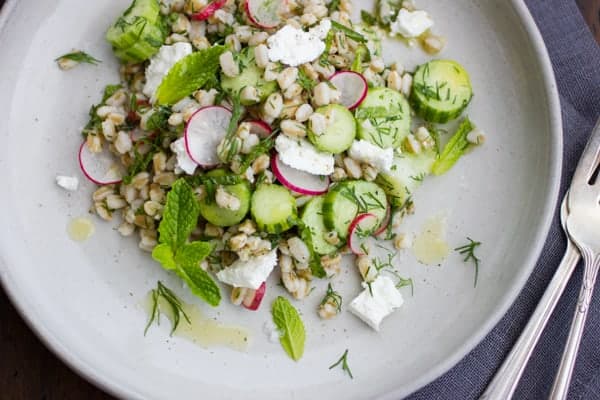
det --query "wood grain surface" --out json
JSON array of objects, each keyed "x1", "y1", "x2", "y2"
[{"x1": 0, "y1": 1, "x2": 598, "y2": 399}]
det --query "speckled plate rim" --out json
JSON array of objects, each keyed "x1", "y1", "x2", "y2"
[{"x1": 0, "y1": 0, "x2": 562, "y2": 398}]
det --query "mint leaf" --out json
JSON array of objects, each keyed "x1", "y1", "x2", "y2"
[
  {"x1": 152, "y1": 243, "x2": 177, "y2": 270},
  {"x1": 176, "y1": 262, "x2": 221, "y2": 306},
  {"x1": 175, "y1": 241, "x2": 213, "y2": 269},
  {"x1": 156, "y1": 45, "x2": 227, "y2": 105},
  {"x1": 272, "y1": 296, "x2": 306, "y2": 361},
  {"x1": 154, "y1": 178, "x2": 221, "y2": 306},
  {"x1": 158, "y1": 179, "x2": 200, "y2": 252},
  {"x1": 431, "y1": 117, "x2": 474, "y2": 175}
]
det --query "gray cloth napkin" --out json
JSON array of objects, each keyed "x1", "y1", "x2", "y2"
[{"x1": 408, "y1": 0, "x2": 600, "y2": 399}]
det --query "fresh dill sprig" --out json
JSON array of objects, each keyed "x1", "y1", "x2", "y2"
[
  {"x1": 329, "y1": 349, "x2": 353, "y2": 379},
  {"x1": 321, "y1": 283, "x2": 343, "y2": 312},
  {"x1": 217, "y1": 93, "x2": 244, "y2": 163},
  {"x1": 454, "y1": 237, "x2": 482, "y2": 287},
  {"x1": 56, "y1": 51, "x2": 101, "y2": 65},
  {"x1": 144, "y1": 281, "x2": 191, "y2": 336}
]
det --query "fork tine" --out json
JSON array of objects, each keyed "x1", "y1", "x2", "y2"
[{"x1": 572, "y1": 119, "x2": 600, "y2": 186}]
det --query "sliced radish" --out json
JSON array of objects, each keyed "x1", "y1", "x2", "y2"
[
  {"x1": 329, "y1": 71, "x2": 368, "y2": 110},
  {"x1": 348, "y1": 213, "x2": 379, "y2": 255},
  {"x1": 190, "y1": 0, "x2": 227, "y2": 21},
  {"x1": 242, "y1": 282, "x2": 266, "y2": 311},
  {"x1": 247, "y1": 120, "x2": 272, "y2": 139},
  {"x1": 244, "y1": 0, "x2": 282, "y2": 29},
  {"x1": 373, "y1": 204, "x2": 391, "y2": 237},
  {"x1": 78, "y1": 141, "x2": 124, "y2": 185},
  {"x1": 184, "y1": 106, "x2": 232, "y2": 167},
  {"x1": 271, "y1": 154, "x2": 330, "y2": 195}
]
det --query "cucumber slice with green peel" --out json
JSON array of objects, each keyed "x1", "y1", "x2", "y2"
[
  {"x1": 355, "y1": 87, "x2": 411, "y2": 149},
  {"x1": 375, "y1": 150, "x2": 437, "y2": 207},
  {"x1": 106, "y1": 0, "x2": 162, "y2": 49},
  {"x1": 300, "y1": 197, "x2": 339, "y2": 256},
  {"x1": 251, "y1": 184, "x2": 297, "y2": 234},
  {"x1": 322, "y1": 180, "x2": 388, "y2": 240},
  {"x1": 308, "y1": 104, "x2": 356, "y2": 154},
  {"x1": 220, "y1": 47, "x2": 278, "y2": 105},
  {"x1": 410, "y1": 60, "x2": 473, "y2": 123},
  {"x1": 198, "y1": 170, "x2": 252, "y2": 227},
  {"x1": 112, "y1": 25, "x2": 166, "y2": 63}
]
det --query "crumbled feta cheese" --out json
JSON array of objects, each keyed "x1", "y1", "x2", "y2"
[
  {"x1": 262, "y1": 320, "x2": 282, "y2": 343},
  {"x1": 349, "y1": 276, "x2": 404, "y2": 331},
  {"x1": 216, "y1": 250, "x2": 278, "y2": 289},
  {"x1": 143, "y1": 43, "x2": 193, "y2": 101},
  {"x1": 267, "y1": 23, "x2": 330, "y2": 67},
  {"x1": 275, "y1": 135, "x2": 334, "y2": 175},
  {"x1": 308, "y1": 19, "x2": 332, "y2": 40},
  {"x1": 170, "y1": 137, "x2": 197, "y2": 175},
  {"x1": 348, "y1": 140, "x2": 394, "y2": 172},
  {"x1": 55, "y1": 175, "x2": 79, "y2": 191},
  {"x1": 390, "y1": 9, "x2": 434, "y2": 38}
]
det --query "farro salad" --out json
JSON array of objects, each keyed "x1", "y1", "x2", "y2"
[{"x1": 64, "y1": 0, "x2": 484, "y2": 359}]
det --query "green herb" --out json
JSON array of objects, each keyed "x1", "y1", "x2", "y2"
[
  {"x1": 56, "y1": 51, "x2": 101, "y2": 65},
  {"x1": 340, "y1": 185, "x2": 385, "y2": 214},
  {"x1": 454, "y1": 237, "x2": 482, "y2": 287},
  {"x1": 351, "y1": 44, "x2": 369, "y2": 73},
  {"x1": 145, "y1": 105, "x2": 172, "y2": 132},
  {"x1": 239, "y1": 134, "x2": 276, "y2": 173},
  {"x1": 329, "y1": 349, "x2": 353, "y2": 379},
  {"x1": 395, "y1": 276, "x2": 414, "y2": 295},
  {"x1": 360, "y1": 10, "x2": 377, "y2": 25},
  {"x1": 297, "y1": 68, "x2": 316, "y2": 92},
  {"x1": 320, "y1": 30, "x2": 335, "y2": 66},
  {"x1": 321, "y1": 283, "x2": 342, "y2": 312},
  {"x1": 331, "y1": 21, "x2": 367, "y2": 43},
  {"x1": 156, "y1": 45, "x2": 226, "y2": 105},
  {"x1": 431, "y1": 117, "x2": 474, "y2": 175},
  {"x1": 152, "y1": 179, "x2": 220, "y2": 306},
  {"x1": 144, "y1": 281, "x2": 191, "y2": 335},
  {"x1": 122, "y1": 143, "x2": 158, "y2": 184},
  {"x1": 272, "y1": 296, "x2": 306, "y2": 361},
  {"x1": 217, "y1": 94, "x2": 244, "y2": 163},
  {"x1": 81, "y1": 84, "x2": 122, "y2": 137},
  {"x1": 328, "y1": 0, "x2": 341, "y2": 13}
]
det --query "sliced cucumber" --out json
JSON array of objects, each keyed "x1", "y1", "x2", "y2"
[
  {"x1": 410, "y1": 60, "x2": 473, "y2": 123},
  {"x1": 308, "y1": 104, "x2": 356, "y2": 154},
  {"x1": 106, "y1": 0, "x2": 162, "y2": 49},
  {"x1": 112, "y1": 24, "x2": 166, "y2": 63},
  {"x1": 220, "y1": 47, "x2": 278, "y2": 105},
  {"x1": 375, "y1": 150, "x2": 437, "y2": 207},
  {"x1": 251, "y1": 184, "x2": 297, "y2": 234},
  {"x1": 322, "y1": 180, "x2": 388, "y2": 240},
  {"x1": 198, "y1": 170, "x2": 251, "y2": 227},
  {"x1": 300, "y1": 197, "x2": 338, "y2": 255},
  {"x1": 355, "y1": 87, "x2": 411, "y2": 149}
]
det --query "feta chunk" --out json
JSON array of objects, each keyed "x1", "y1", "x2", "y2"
[
  {"x1": 55, "y1": 175, "x2": 79, "y2": 191},
  {"x1": 216, "y1": 250, "x2": 278, "y2": 289},
  {"x1": 267, "y1": 23, "x2": 330, "y2": 67},
  {"x1": 349, "y1": 276, "x2": 404, "y2": 331},
  {"x1": 143, "y1": 43, "x2": 193, "y2": 101},
  {"x1": 275, "y1": 135, "x2": 334, "y2": 175},
  {"x1": 348, "y1": 140, "x2": 394, "y2": 172},
  {"x1": 170, "y1": 137, "x2": 197, "y2": 175},
  {"x1": 390, "y1": 9, "x2": 434, "y2": 38}
]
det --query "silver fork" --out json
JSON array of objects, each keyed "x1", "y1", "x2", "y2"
[
  {"x1": 479, "y1": 195, "x2": 579, "y2": 400},
  {"x1": 550, "y1": 118, "x2": 600, "y2": 400}
]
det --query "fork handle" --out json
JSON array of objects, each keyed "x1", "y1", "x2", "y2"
[
  {"x1": 479, "y1": 242, "x2": 580, "y2": 400},
  {"x1": 550, "y1": 251, "x2": 600, "y2": 400}
]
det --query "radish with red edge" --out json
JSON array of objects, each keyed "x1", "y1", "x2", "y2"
[
  {"x1": 242, "y1": 282, "x2": 266, "y2": 311},
  {"x1": 373, "y1": 205, "x2": 391, "y2": 237},
  {"x1": 244, "y1": 0, "x2": 282, "y2": 29},
  {"x1": 329, "y1": 71, "x2": 368, "y2": 110},
  {"x1": 184, "y1": 106, "x2": 232, "y2": 167},
  {"x1": 190, "y1": 0, "x2": 227, "y2": 21},
  {"x1": 78, "y1": 141, "x2": 124, "y2": 185},
  {"x1": 271, "y1": 154, "x2": 330, "y2": 195},
  {"x1": 348, "y1": 213, "x2": 379, "y2": 255},
  {"x1": 247, "y1": 120, "x2": 272, "y2": 139}
]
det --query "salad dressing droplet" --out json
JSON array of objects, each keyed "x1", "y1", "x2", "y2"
[
  {"x1": 412, "y1": 215, "x2": 449, "y2": 265},
  {"x1": 67, "y1": 217, "x2": 95, "y2": 242}
]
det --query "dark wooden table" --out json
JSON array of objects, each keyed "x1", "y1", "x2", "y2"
[{"x1": 1, "y1": 1, "x2": 599, "y2": 399}]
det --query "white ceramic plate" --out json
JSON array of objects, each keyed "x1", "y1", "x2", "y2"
[{"x1": 0, "y1": 0, "x2": 561, "y2": 398}]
